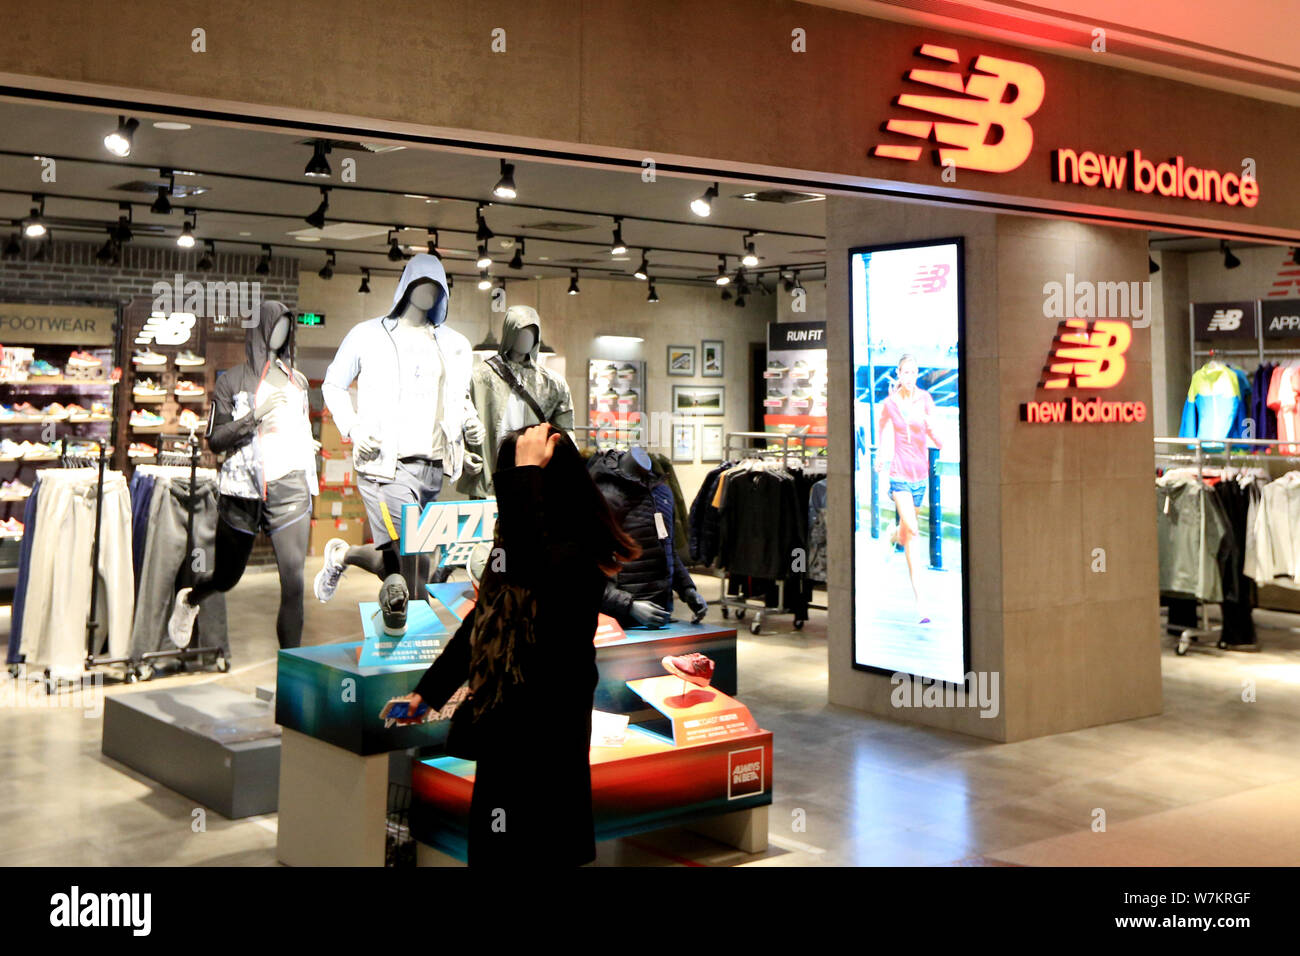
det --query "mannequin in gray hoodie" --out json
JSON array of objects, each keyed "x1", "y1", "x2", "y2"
[
  {"x1": 459, "y1": 305, "x2": 574, "y2": 499},
  {"x1": 315, "y1": 254, "x2": 483, "y2": 601}
]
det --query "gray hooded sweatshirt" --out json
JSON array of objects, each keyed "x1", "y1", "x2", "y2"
[
  {"x1": 458, "y1": 305, "x2": 574, "y2": 498},
  {"x1": 322, "y1": 254, "x2": 473, "y2": 482}
]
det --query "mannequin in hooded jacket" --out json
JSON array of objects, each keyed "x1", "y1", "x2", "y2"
[
  {"x1": 167, "y1": 305, "x2": 320, "y2": 650},
  {"x1": 316, "y1": 270, "x2": 485, "y2": 601}
]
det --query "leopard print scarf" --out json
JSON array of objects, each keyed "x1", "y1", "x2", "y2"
[{"x1": 464, "y1": 570, "x2": 538, "y2": 719}]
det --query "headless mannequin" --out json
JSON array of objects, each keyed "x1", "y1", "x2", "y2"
[
  {"x1": 616, "y1": 448, "x2": 707, "y2": 627},
  {"x1": 186, "y1": 315, "x2": 313, "y2": 649},
  {"x1": 340, "y1": 279, "x2": 440, "y2": 597}
]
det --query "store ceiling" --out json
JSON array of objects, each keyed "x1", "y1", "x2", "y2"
[{"x1": 0, "y1": 99, "x2": 827, "y2": 287}]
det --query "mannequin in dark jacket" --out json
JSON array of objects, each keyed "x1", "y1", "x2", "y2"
[
  {"x1": 588, "y1": 448, "x2": 707, "y2": 628},
  {"x1": 397, "y1": 424, "x2": 637, "y2": 867}
]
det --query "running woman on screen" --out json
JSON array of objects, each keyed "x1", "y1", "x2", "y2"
[{"x1": 875, "y1": 354, "x2": 943, "y2": 624}]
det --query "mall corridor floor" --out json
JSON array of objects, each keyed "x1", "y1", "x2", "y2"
[{"x1": 2, "y1": 561, "x2": 1299, "y2": 867}]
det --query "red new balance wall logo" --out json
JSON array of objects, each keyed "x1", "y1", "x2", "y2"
[
  {"x1": 1039, "y1": 319, "x2": 1131, "y2": 389},
  {"x1": 1268, "y1": 248, "x2": 1300, "y2": 298},
  {"x1": 873, "y1": 44, "x2": 1045, "y2": 173}
]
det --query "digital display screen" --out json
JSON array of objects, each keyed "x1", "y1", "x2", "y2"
[{"x1": 850, "y1": 238, "x2": 968, "y2": 684}]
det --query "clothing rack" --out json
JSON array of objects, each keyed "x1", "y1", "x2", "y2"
[{"x1": 129, "y1": 431, "x2": 228, "y2": 681}]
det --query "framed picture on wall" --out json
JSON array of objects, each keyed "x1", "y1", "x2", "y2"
[
  {"x1": 701, "y1": 423, "x2": 724, "y2": 462},
  {"x1": 672, "y1": 385, "x2": 724, "y2": 416},
  {"x1": 701, "y1": 339, "x2": 724, "y2": 377},
  {"x1": 672, "y1": 423, "x2": 696, "y2": 462},
  {"x1": 667, "y1": 345, "x2": 696, "y2": 376}
]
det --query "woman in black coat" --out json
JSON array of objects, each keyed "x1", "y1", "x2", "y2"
[{"x1": 397, "y1": 424, "x2": 638, "y2": 867}]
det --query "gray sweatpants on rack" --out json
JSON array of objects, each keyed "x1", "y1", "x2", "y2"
[
  {"x1": 129, "y1": 476, "x2": 230, "y2": 661},
  {"x1": 19, "y1": 472, "x2": 134, "y2": 680}
]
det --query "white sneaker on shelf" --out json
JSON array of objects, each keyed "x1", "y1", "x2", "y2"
[
  {"x1": 168, "y1": 587, "x2": 201, "y2": 648},
  {"x1": 313, "y1": 537, "x2": 350, "y2": 603}
]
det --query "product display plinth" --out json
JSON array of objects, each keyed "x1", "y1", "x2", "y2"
[
  {"x1": 592, "y1": 620, "x2": 737, "y2": 718},
  {"x1": 101, "y1": 685, "x2": 280, "y2": 819},
  {"x1": 409, "y1": 724, "x2": 774, "y2": 864}
]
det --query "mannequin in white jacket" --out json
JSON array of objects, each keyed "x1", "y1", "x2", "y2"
[{"x1": 315, "y1": 254, "x2": 484, "y2": 602}]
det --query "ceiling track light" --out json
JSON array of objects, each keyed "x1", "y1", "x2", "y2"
[
  {"x1": 95, "y1": 230, "x2": 116, "y2": 264},
  {"x1": 715, "y1": 255, "x2": 730, "y2": 285},
  {"x1": 476, "y1": 242, "x2": 492, "y2": 270},
  {"x1": 720, "y1": 286, "x2": 732, "y2": 301},
  {"x1": 446, "y1": 273, "x2": 454, "y2": 289},
  {"x1": 792, "y1": 271, "x2": 805, "y2": 296},
  {"x1": 476, "y1": 205, "x2": 495, "y2": 242},
  {"x1": 691, "y1": 182, "x2": 720, "y2": 218},
  {"x1": 358, "y1": 268, "x2": 371, "y2": 294},
  {"x1": 3, "y1": 234, "x2": 21, "y2": 259},
  {"x1": 567, "y1": 269, "x2": 581, "y2": 295},
  {"x1": 427, "y1": 228, "x2": 440, "y2": 256},
  {"x1": 735, "y1": 293, "x2": 746, "y2": 308},
  {"x1": 741, "y1": 232, "x2": 759, "y2": 267},
  {"x1": 1221, "y1": 240, "x2": 1241, "y2": 270},
  {"x1": 176, "y1": 209, "x2": 197, "y2": 248},
  {"x1": 319, "y1": 250, "x2": 336, "y2": 280},
  {"x1": 387, "y1": 228, "x2": 407, "y2": 262},
  {"x1": 197, "y1": 239, "x2": 215, "y2": 271},
  {"x1": 104, "y1": 115, "x2": 140, "y2": 157},
  {"x1": 305, "y1": 187, "x2": 331, "y2": 228},
  {"x1": 304, "y1": 139, "x2": 332, "y2": 178},
  {"x1": 493, "y1": 159, "x2": 517, "y2": 200},
  {"x1": 610, "y1": 217, "x2": 627, "y2": 256},
  {"x1": 1148, "y1": 254, "x2": 1160, "y2": 275},
  {"x1": 478, "y1": 269, "x2": 492, "y2": 291},
  {"x1": 509, "y1": 238, "x2": 525, "y2": 270},
  {"x1": 634, "y1": 249, "x2": 650, "y2": 280},
  {"x1": 256, "y1": 244, "x2": 272, "y2": 276},
  {"x1": 151, "y1": 170, "x2": 175, "y2": 215},
  {"x1": 22, "y1": 194, "x2": 46, "y2": 239},
  {"x1": 647, "y1": 280, "x2": 659, "y2": 303},
  {"x1": 111, "y1": 201, "x2": 133, "y2": 244}
]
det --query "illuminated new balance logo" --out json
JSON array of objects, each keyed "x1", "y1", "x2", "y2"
[
  {"x1": 1207, "y1": 309, "x2": 1244, "y2": 332},
  {"x1": 1039, "y1": 319, "x2": 1131, "y2": 389},
  {"x1": 910, "y1": 264, "x2": 949, "y2": 294},
  {"x1": 873, "y1": 44, "x2": 1045, "y2": 173},
  {"x1": 135, "y1": 311, "x2": 196, "y2": 346}
]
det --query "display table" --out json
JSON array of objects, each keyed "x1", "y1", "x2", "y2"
[
  {"x1": 410, "y1": 678, "x2": 773, "y2": 865},
  {"x1": 275, "y1": 604, "x2": 740, "y2": 866}
]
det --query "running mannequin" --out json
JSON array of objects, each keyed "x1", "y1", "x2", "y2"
[
  {"x1": 875, "y1": 353, "x2": 943, "y2": 624},
  {"x1": 315, "y1": 254, "x2": 482, "y2": 603},
  {"x1": 167, "y1": 301, "x2": 319, "y2": 649}
]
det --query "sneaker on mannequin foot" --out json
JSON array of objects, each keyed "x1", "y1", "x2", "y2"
[
  {"x1": 379, "y1": 574, "x2": 409, "y2": 636},
  {"x1": 168, "y1": 587, "x2": 200, "y2": 648},
  {"x1": 314, "y1": 537, "x2": 349, "y2": 603}
]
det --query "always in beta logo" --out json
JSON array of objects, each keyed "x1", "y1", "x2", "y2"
[
  {"x1": 727, "y1": 747, "x2": 765, "y2": 799},
  {"x1": 1021, "y1": 319, "x2": 1147, "y2": 424}
]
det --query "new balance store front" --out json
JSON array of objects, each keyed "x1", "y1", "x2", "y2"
[{"x1": 0, "y1": 0, "x2": 1298, "y2": 892}]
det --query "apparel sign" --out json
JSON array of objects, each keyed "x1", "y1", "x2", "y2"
[
  {"x1": 0, "y1": 304, "x2": 115, "y2": 345},
  {"x1": 1192, "y1": 301, "x2": 1258, "y2": 339},
  {"x1": 1261, "y1": 299, "x2": 1300, "y2": 338}
]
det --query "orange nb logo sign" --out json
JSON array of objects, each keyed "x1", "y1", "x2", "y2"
[
  {"x1": 1040, "y1": 319, "x2": 1131, "y2": 389},
  {"x1": 873, "y1": 43, "x2": 1045, "y2": 174}
]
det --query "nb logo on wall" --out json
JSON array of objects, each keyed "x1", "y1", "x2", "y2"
[
  {"x1": 1039, "y1": 319, "x2": 1131, "y2": 389},
  {"x1": 873, "y1": 43, "x2": 1045, "y2": 173},
  {"x1": 135, "y1": 311, "x2": 196, "y2": 346},
  {"x1": 1207, "y1": 308, "x2": 1244, "y2": 332},
  {"x1": 910, "y1": 263, "x2": 950, "y2": 294}
]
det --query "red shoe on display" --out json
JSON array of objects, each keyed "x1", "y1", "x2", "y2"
[{"x1": 661, "y1": 652, "x2": 715, "y2": 688}]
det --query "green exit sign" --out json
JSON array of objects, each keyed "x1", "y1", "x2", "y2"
[{"x1": 297, "y1": 312, "x2": 326, "y2": 327}]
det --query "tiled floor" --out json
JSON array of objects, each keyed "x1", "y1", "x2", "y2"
[{"x1": 3, "y1": 565, "x2": 1300, "y2": 866}]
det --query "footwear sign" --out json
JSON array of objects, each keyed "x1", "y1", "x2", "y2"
[{"x1": 1021, "y1": 319, "x2": 1147, "y2": 425}]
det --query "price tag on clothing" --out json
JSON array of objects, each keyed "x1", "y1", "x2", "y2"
[{"x1": 653, "y1": 511, "x2": 668, "y2": 540}]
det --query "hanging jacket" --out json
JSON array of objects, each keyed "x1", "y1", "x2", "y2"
[
  {"x1": 1179, "y1": 363, "x2": 1248, "y2": 441},
  {"x1": 588, "y1": 450, "x2": 684, "y2": 624},
  {"x1": 808, "y1": 477, "x2": 828, "y2": 583},
  {"x1": 207, "y1": 300, "x2": 318, "y2": 500},
  {"x1": 458, "y1": 305, "x2": 574, "y2": 498},
  {"x1": 322, "y1": 254, "x2": 473, "y2": 482},
  {"x1": 648, "y1": 452, "x2": 690, "y2": 559},
  {"x1": 1156, "y1": 471, "x2": 1232, "y2": 601},
  {"x1": 689, "y1": 463, "x2": 732, "y2": 565}
]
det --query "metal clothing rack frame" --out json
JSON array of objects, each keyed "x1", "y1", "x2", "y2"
[
  {"x1": 128, "y1": 429, "x2": 228, "y2": 681},
  {"x1": 1153, "y1": 435, "x2": 1300, "y2": 656}
]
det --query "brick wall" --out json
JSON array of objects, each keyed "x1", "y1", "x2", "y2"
[{"x1": 0, "y1": 239, "x2": 298, "y2": 308}]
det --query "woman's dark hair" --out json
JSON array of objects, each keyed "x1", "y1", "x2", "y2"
[{"x1": 496, "y1": 425, "x2": 639, "y2": 575}]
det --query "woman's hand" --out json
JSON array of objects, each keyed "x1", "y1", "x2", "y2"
[
  {"x1": 392, "y1": 692, "x2": 425, "y2": 726},
  {"x1": 515, "y1": 424, "x2": 562, "y2": 468}
]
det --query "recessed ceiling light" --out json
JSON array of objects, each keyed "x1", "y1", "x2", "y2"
[
  {"x1": 153, "y1": 121, "x2": 192, "y2": 131},
  {"x1": 294, "y1": 235, "x2": 321, "y2": 242},
  {"x1": 239, "y1": 231, "x2": 252, "y2": 236},
  {"x1": 538, "y1": 256, "x2": 550, "y2": 261}
]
